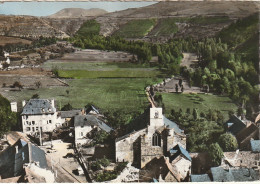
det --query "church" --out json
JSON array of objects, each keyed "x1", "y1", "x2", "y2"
[{"x1": 115, "y1": 107, "x2": 187, "y2": 169}]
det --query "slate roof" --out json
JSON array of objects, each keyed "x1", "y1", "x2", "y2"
[
  {"x1": 21, "y1": 99, "x2": 56, "y2": 115},
  {"x1": 210, "y1": 167, "x2": 259, "y2": 182},
  {"x1": 163, "y1": 116, "x2": 182, "y2": 134},
  {"x1": 169, "y1": 144, "x2": 192, "y2": 161},
  {"x1": 190, "y1": 174, "x2": 211, "y2": 182},
  {"x1": 250, "y1": 140, "x2": 260, "y2": 152},
  {"x1": 60, "y1": 110, "x2": 81, "y2": 118},
  {"x1": 226, "y1": 115, "x2": 246, "y2": 135},
  {"x1": 74, "y1": 115, "x2": 112, "y2": 133},
  {"x1": 0, "y1": 139, "x2": 47, "y2": 179},
  {"x1": 236, "y1": 123, "x2": 258, "y2": 143}
]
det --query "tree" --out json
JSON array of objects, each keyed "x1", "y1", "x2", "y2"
[
  {"x1": 175, "y1": 84, "x2": 179, "y2": 93},
  {"x1": 61, "y1": 103, "x2": 73, "y2": 111},
  {"x1": 218, "y1": 133, "x2": 238, "y2": 151},
  {"x1": 192, "y1": 108, "x2": 198, "y2": 120},
  {"x1": 208, "y1": 143, "x2": 223, "y2": 166},
  {"x1": 13, "y1": 81, "x2": 23, "y2": 90},
  {"x1": 35, "y1": 81, "x2": 42, "y2": 89},
  {"x1": 66, "y1": 90, "x2": 70, "y2": 96},
  {"x1": 31, "y1": 93, "x2": 39, "y2": 99}
]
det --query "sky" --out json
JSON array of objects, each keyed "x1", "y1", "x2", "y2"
[{"x1": 0, "y1": 2, "x2": 156, "y2": 17}]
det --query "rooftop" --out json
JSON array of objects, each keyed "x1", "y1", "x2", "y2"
[
  {"x1": 169, "y1": 143, "x2": 192, "y2": 162},
  {"x1": 74, "y1": 114, "x2": 112, "y2": 133},
  {"x1": 250, "y1": 140, "x2": 260, "y2": 152},
  {"x1": 21, "y1": 99, "x2": 56, "y2": 115},
  {"x1": 226, "y1": 115, "x2": 246, "y2": 136},
  {"x1": 190, "y1": 174, "x2": 211, "y2": 182}
]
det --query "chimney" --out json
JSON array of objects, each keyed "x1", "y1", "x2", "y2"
[
  {"x1": 22, "y1": 100, "x2": 26, "y2": 107},
  {"x1": 15, "y1": 145, "x2": 18, "y2": 154},
  {"x1": 51, "y1": 99, "x2": 55, "y2": 108}
]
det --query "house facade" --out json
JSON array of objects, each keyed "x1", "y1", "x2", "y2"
[
  {"x1": 116, "y1": 107, "x2": 186, "y2": 168},
  {"x1": 74, "y1": 114, "x2": 112, "y2": 147},
  {"x1": 21, "y1": 99, "x2": 65, "y2": 134}
]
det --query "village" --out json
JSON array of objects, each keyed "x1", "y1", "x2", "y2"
[
  {"x1": 0, "y1": 74, "x2": 260, "y2": 182},
  {"x1": 0, "y1": 1, "x2": 259, "y2": 183}
]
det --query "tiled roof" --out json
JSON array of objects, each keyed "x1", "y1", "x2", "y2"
[
  {"x1": 169, "y1": 144, "x2": 191, "y2": 161},
  {"x1": 226, "y1": 115, "x2": 246, "y2": 135},
  {"x1": 60, "y1": 110, "x2": 81, "y2": 118},
  {"x1": 21, "y1": 99, "x2": 56, "y2": 115},
  {"x1": 250, "y1": 140, "x2": 260, "y2": 152},
  {"x1": 236, "y1": 124, "x2": 258, "y2": 143},
  {"x1": 211, "y1": 167, "x2": 259, "y2": 182},
  {"x1": 74, "y1": 115, "x2": 112, "y2": 133},
  {"x1": 190, "y1": 174, "x2": 211, "y2": 182}
]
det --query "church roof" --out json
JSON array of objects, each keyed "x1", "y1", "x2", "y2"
[{"x1": 163, "y1": 116, "x2": 182, "y2": 134}]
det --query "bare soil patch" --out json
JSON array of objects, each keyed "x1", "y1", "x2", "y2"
[
  {"x1": 0, "y1": 36, "x2": 32, "y2": 46},
  {"x1": 48, "y1": 49, "x2": 133, "y2": 63}
]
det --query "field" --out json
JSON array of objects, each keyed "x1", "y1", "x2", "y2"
[
  {"x1": 159, "y1": 93, "x2": 238, "y2": 120},
  {"x1": 0, "y1": 36, "x2": 31, "y2": 46},
  {"x1": 148, "y1": 18, "x2": 179, "y2": 37},
  {"x1": 76, "y1": 20, "x2": 100, "y2": 36},
  {"x1": 113, "y1": 19, "x2": 157, "y2": 38}
]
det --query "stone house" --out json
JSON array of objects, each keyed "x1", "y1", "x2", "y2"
[
  {"x1": 21, "y1": 99, "x2": 65, "y2": 134},
  {"x1": 115, "y1": 107, "x2": 186, "y2": 169},
  {"x1": 0, "y1": 139, "x2": 50, "y2": 180},
  {"x1": 74, "y1": 114, "x2": 112, "y2": 147}
]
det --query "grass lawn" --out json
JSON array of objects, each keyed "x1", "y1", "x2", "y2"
[
  {"x1": 160, "y1": 92, "x2": 238, "y2": 120},
  {"x1": 8, "y1": 78, "x2": 161, "y2": 115},
  {"x1": 114, "y1": 19, "x2": 157, "y2": 38}
]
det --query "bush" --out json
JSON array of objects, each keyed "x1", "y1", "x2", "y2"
[
  {"x1": 208, "y1": 143, "x2": 223, "y2": 166},
  {"x1": 61, "y1": 103, "x2": 73, "y2": 111},
  {"x1": 218, "y1": 133, "x2": 238, "y2": 151},
  {"x1": 95, "y1": 171, "x2": 117, "y2": 182}
]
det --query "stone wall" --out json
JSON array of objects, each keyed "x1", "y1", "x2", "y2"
[{"x1": 115, "y1": 129, "x2": 146, "y2": 163}]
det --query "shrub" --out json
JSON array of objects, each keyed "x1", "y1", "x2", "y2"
[
  {"x1": 208, "y1": 143, "x2": 223, "y2": 166},
  {"x1": 218, "y1": 133, "x2": 238, "y2": 151}
]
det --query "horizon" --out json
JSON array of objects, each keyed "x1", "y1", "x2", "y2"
[{"x1": 0, "y1": 2, "x2": 156, "y2": 17}]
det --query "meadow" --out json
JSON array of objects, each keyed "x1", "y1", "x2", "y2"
[
  {"x1": 113, "y1": 19, "x2": 157, "y2": 38},
  {"x1": 159, "y1": 92, "x2": 238, "y2": 120}
]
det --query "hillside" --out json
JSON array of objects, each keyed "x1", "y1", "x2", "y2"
[
  {"x1": 95, "y1": 1, "x2": 259, "y2": 39},
  {"x1": 48, "y1": 8, "x2": 107, "y2": 18},
  {"x1": 0, "y1": 15, "x2": 69, "y2": 39}
]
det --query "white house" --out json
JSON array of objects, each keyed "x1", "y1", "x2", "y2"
[
  {"x1": 74, "y1": 114, "x2": 112, "y2": 147},
  {"x1": 21, "y1": 99, "x2": 65, "y2": 134}
]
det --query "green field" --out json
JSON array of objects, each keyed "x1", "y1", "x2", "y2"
[
  {"x1": 160, "y1": 93, "x2": 238, "y2": 120},
  {"x1": 189, "y1": 16, "x2": 231, "y2": 24},
  {"x1": 9, "y1": 78, "x2": 160, "y2": 114},
  {"x1": 113, "y1": 19, "x2": 157, "y2": 38},
  {"x1": 76, "y1": 19, "x2": 100, "y2": 36},
  {"x1": 151, "y1": 18, "x2": 178, "y2": 36}
]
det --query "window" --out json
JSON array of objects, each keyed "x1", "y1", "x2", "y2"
[
  {"x1": 154, "y1": 111, "x2": 159, "y2": 118},
  {"x1": 36, "y1": 127, "x2": 39, "y2": 131},
  {"x1": 32, "y1": 127, "x2": 35, "y2": 132},
  {"x1": 152, "y1": 133, "x2": 161, "y2": 147},
  {"x1": 32, "y1": 121, "x2": 35, "y2": 125},
  {"x1": 49, "y1": 120, "x2": 52, "y2": 124},
  {"x1": 26, "y1": 127, "x2": 31, "y2": 131},
  {"x1": 81, "y1": 132, "x2": 83, "y2": 137},
  {"x1": 26, "y1": 115, "x2": 28, "y2": 119},
  {"x1": 26, "y1": 121, "x2": 29, "y2": 125}
]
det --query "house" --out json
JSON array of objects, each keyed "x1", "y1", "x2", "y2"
[
  {"x1": 190, "y1": 174, "x2": 211, "y2": 182},
  {"x1": 115, "y1": 107, "x2": 186, "y2": 169},
  {"x1": 59, "y1": 109, "x2": 82, "y2": 127},
  {"x1": 74, "y1": 114, "x2": 112, "y2": 147},
  {"x1": 21, "y1": 99, "x2": 65, "y2": 134},
  {"x1": 168, "y1": 144, "x2": 192, "y2": 180},
  {"x1": 0, "y1": 139, "x2": 48, "y2": 179}
]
